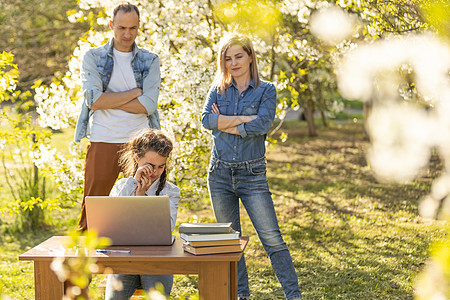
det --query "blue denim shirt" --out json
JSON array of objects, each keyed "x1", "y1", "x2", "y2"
[
  {"x1": 201, "y1": 80, "x2": 276, "y2": 162},
  {"x1": 74, "y1": 39, "x2": 161, "y2": 143}
]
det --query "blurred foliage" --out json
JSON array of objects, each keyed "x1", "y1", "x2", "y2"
[
  {"x1": 215, "y1": 0, "x2": 281, "y2": 38},
  {"x1": 414, "y1": 1, "x2": 450, "y2": 298},
  {"x1": 335, "y1": 1, "x2": 450, "y2": 299},
  {"x1": 339, "y1": 0, "x2": 428, "y2": 37},
  {"x1": 415, "y1": 225, "x2": 450, "y2": 300},
  {"x1": 50, "y1": 230, "x2": 110, "y2": 300},
  {"x1": 0, "y1": 0, "x2": 92, "y2": 90},
  {"x1": 419, "y1": 0, "x2": 450, "y2": 41}
]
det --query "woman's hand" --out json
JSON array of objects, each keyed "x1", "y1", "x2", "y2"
[
  {"x1": 212, "y1": 103, "x2": 257, "y2": 122},
  {"x1": 134, "y1": 164, "x2": 155, "y2": 196},
  {"x1": 212, "y1": 102, "x2": 257, "y2": 134},
  {"x1": 211, "y1": 103, "x2": 220, "y2": 114}
]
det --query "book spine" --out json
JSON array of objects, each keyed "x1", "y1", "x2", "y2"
[
  {"x1": 180, "y1": 232, "x2": 240, "y2": 242},
  {"x1": 187, "y1": 239, "x2": 240, "y2": 247},
  {"x1": 183, "y1": 244, "x2": 241, "y2": 255},
  {"x1": 179, "y1": 228, "x2": 231, "y2": 234}
]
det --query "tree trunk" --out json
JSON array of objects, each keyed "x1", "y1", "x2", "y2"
[
  {"x1": 320, "y1": 110, "x2": 328, "y2": 128},
  {"x1": 269, "y1": 33, "x2": 277, "y2": 81},
  {"x1": 363, "y1": 101, "x2": 372, "y2": 120},
  {"x1": 363, "y1": 101, "x2": 372, "y2": 140},
  {"x1": 304, "y1": 99, "x2": 317, "y2": 137}
]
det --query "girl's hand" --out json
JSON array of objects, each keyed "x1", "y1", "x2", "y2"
[
  {"x1": 134, "y1": 164, "x2": 155, "y2": 195},
  {"x1": 136, "y1": 174, "x2": 152, "y2": 196},
  {"x1": 134, "y1": 164, "x2": 154, "y2": 181},
  {"x1": 211, "y1": 103, "x2": 220, "y2": 114}
]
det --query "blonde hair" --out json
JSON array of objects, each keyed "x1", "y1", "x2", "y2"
[
  {"x1": 213, "y1": 33, "x2": 260, "y2": 94},
  {"x1": 119, "y1": 129, "x2": 173, "y2": 195}
]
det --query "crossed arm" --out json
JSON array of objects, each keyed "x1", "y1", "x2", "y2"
[
  {"x1": 211, "y1": 103, "x2": 257, "y2": 135},
  {"x1": 90, "y1": 88, "x2": 147, "y2": 114},
  {"x1": 82, "y1": 51, "x2": 160, "y2": 115}
]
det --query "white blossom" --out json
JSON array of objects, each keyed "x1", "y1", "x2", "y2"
[
  {"x1": 338, "y1": 33, "x2": 450, "y2": 218},
  {"x1": 310, "y1": 5, "x2": 357, "y2": 45}
]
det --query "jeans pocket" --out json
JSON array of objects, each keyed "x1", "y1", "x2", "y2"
[{"x1": 249, "y1": 163, "x2": 266, "y2": 176}]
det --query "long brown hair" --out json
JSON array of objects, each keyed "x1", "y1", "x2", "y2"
[
  {"x1": 213, "y1": 33, "x2": 260, "y2": 94},
  {"x1": 119, "y1": 129, "x2": 173, "y2": 195}
]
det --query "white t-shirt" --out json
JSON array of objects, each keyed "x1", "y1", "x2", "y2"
[{"x1": 90, "y1": 48, "x2": 149, "y2": 143}]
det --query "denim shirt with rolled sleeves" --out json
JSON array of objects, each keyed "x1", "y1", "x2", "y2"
[
  {"x1": 201, "y1": 80, "x2": 277, "y2": 163},
  {"x1": 74, "y1": 39, "x2": 161, "y2": 143}
]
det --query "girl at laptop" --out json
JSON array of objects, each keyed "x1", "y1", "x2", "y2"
[{"x1": 105, "y1": 129, "x2": 180, "y2": 299}]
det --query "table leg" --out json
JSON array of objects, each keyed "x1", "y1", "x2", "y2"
[
  {"x1": 230, "y1": 261, "x2": 238, "y2": 299},
  {"x1": 198, "y1": 261, "x2": 230, "y2": 300},
  {"x1": 34, "y1": 261, "x2": 63, "y2": 300}
]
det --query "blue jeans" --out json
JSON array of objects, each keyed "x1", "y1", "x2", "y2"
[
  {"x1": 207, "y1": 156, "x2": 302, "y2": 300},
  {"x1": 104, "y1": 274, "x2": 173, "y2": 299}
]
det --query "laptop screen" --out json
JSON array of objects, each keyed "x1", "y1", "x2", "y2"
[{"x1": 85, "y1": 196, "x2": 173, "y2": 246}]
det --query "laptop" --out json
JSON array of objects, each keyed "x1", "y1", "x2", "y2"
[{"x1": 85, "y1": 196, "x2": 174, "y2": 246}]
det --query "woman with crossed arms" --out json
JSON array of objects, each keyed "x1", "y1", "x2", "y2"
[{"x1": 201, "y1": 33, "x2": 302, "y2": 300}]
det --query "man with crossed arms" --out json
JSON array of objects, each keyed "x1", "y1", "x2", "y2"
[{"x1": 74, "y1": 2, "x2": 160, "y2": 231}]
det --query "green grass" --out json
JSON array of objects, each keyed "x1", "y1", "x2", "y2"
[
  {"x1": 342, "y1": 99, "x2": 364, "y2": 110},
  {"x1": 49, "y1": 128, "x2": 76, "y2": 150},
  {"x1": 0, "y1": 121, "x2": 447, "y2": 299},
  {"x1": 332, "y1": 110, "x2": 364, "y2": 121}
]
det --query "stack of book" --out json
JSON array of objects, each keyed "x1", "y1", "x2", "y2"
[{"x1": 179, "y1": 222, "x2": 242, "y2": 255}]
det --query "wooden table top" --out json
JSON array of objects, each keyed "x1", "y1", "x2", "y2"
[{"x1": 19, "y1": 236, "x2": 248, "y2": 262}]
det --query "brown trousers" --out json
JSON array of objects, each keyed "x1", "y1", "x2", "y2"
[{"x1": 78, "y1": 142, "x2": 124, "y2": 231}]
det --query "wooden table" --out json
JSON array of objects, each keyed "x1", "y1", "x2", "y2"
[{"x1": 19, "y1": 236, "x2": 248, "y2": 300}]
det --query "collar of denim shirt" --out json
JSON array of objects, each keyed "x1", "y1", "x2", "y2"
[
  {"x1": 229, "y1": 79, "x2": 256, "y2": 91},
  {"x1": 106, "y1": 38, "x2": 139, "y2": 60}
]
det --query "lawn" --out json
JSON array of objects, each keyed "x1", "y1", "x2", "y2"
[{"x1": 0, "y1": 120, "x2": 446, "y2": 299}]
